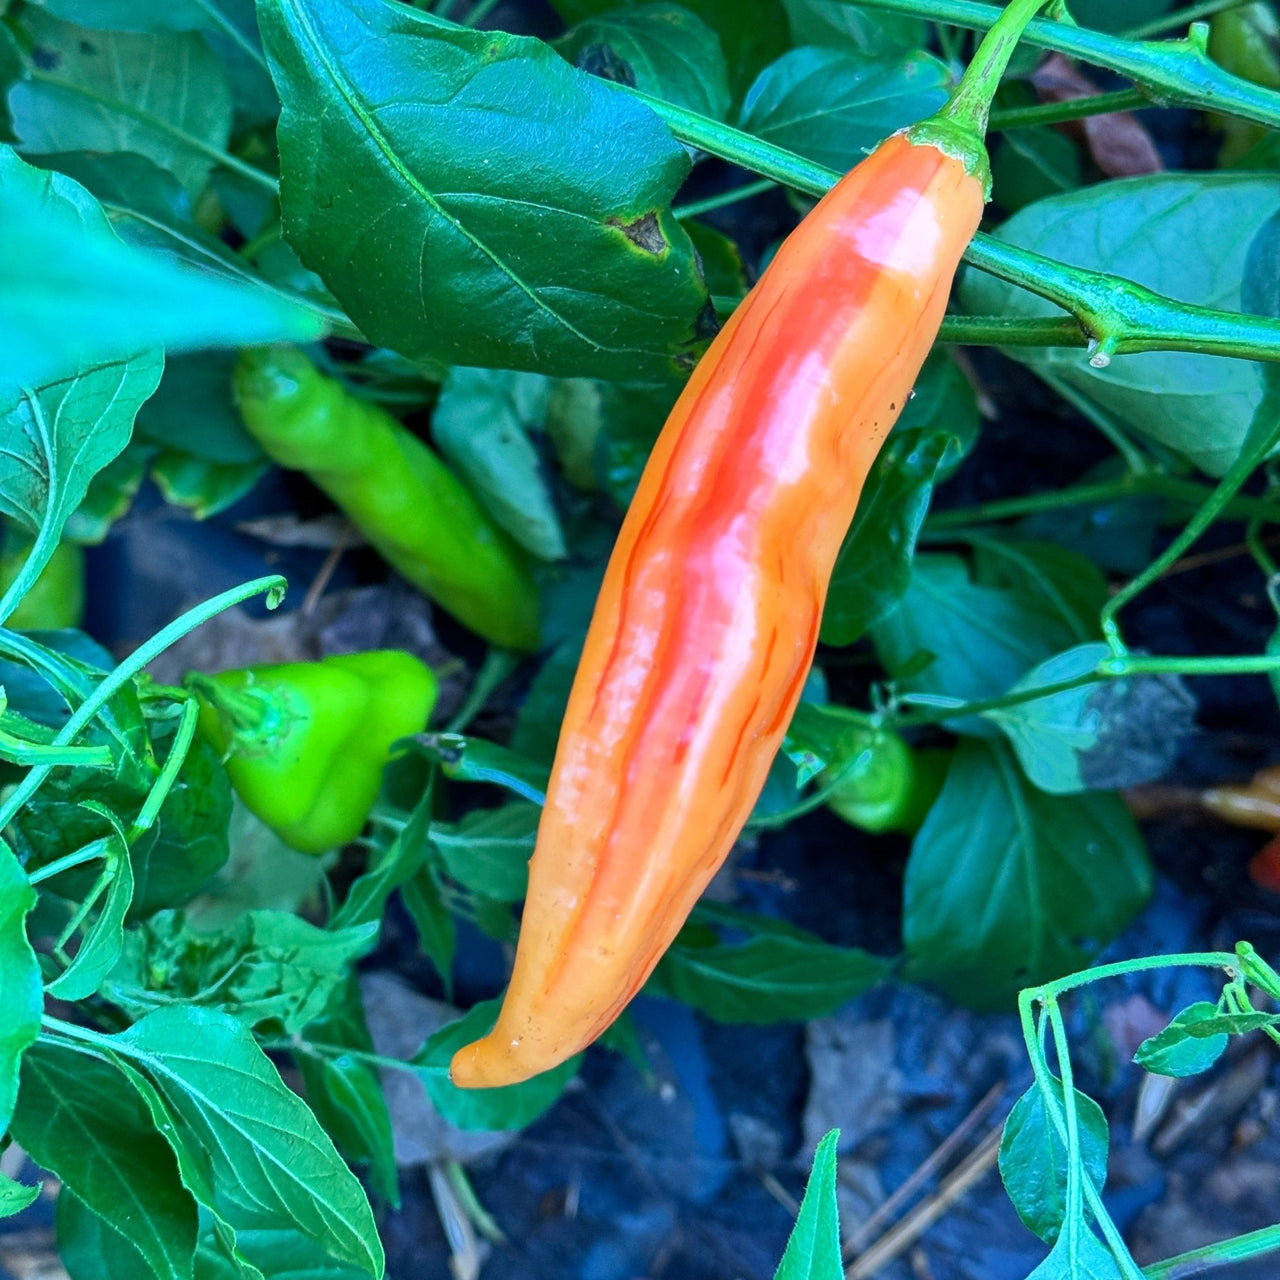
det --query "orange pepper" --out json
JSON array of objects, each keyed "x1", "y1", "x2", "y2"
[{"x1": 451, "y1": 0, "x2": 1050, "y2": 1089}]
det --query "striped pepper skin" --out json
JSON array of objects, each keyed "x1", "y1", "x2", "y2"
[{"x1": 450, "y1": 133, "x2": 985, "y2": 1089}]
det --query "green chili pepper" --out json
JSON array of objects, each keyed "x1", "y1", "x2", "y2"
[
  {"x1": 1210, "y1": 4, "x2": 1280, "y2": 164},
  {"x1": 0, "y1": 533, "x2": 86, "y2": 631},
  {"x1": 187, "y1": 650, "x2": 438, "y2": 855},
  {"x1": 824, "y1": 728, "x2": 949, "y2": 836},
  {"x1": 234, "y1": 347, "x2": 541, "y2": 651}
]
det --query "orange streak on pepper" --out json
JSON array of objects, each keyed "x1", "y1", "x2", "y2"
[{"x1": 450, "y1": 134, "x2": 985, "y2": 1089}]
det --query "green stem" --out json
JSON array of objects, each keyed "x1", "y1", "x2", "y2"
[
  {"x1": 1144, "y1": 1225, "x2": 1280, "y2": 1280},
  {"x1": 1125, "y1": 0, "x2": 1254, "y2": 39},
  {"x1": 191, "y1": 0, "x2": 270, "y2": 72},
  {"x1": 1035, "y1": 952, "x2": 1236, "y2": 998},
  {"x1": 26, "y1": 69, "x2": 280, "y2": 195},
  {"x1": 851, "y1": 0, "x2": 1280, "y2": 131},
  {"x1": 445, "y1": 648, "x2": 521, "y2": 735},
  {"x1": 671, "y1": 177, "x2": 778, "y2": 221},
  {"x1": 26, "y1": 838, "x2": 111, "y2": 886},
  {"x1": 1102, "y1": 409, "x2": 1280, "y2": 651},
  {"x1": 0, "y1": 576, "x2": 286, "y2": 833},
  {"x1": 890, "y1": 672, "x2": 1102, "y2": 729},
  {"x1": 935, "y1": 0, "x2": 1054, "y2": 138},
  {"x1": 1037, "y1": 371, "x2": 1153, "y2": 474},
  {"x1": 926, "y1": 473, "x2": 1280, "y2": 530},
  {"x1": 129, "y1": 697, "x2": 200, "y2": 840},
  {"x1": 0, "y1": 725, "x2": 113, "y2": 770},
  {"x1": 988, "y1": 88, "x2": 1152, "y2": 131},
  {"x1": 1100, "y1": 653, "x2": 1280, "y2": 676}
]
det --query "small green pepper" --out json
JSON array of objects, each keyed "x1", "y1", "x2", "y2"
[
  {"x1": 187, "y1": 650, "x2": 438, "y2": 855},
  {"x1": 1209, "y1": 4, "x2": 1280, "y2": 163},
  {"x1": 824, "y1": 727, "x2": 949, "y2": 836},
  {"x1": 234, "y1": 347, "x2": 541, "y2": 651},
  {"x1": 0, "y1": 533, "x2": 86, "y2": 630}
]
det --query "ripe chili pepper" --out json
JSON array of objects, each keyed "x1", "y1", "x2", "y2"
[
  {"x1": 1248, "y1": 835, "x2": 1280, "y2": 893},
  {"x1": 0, "y1": 533, "x2": 85, "y2": 631},
  {"x1": 450, "y1": 1, "x2": 1051, "y2": 1088},
  {"x1": 1201, "y1": 764, "x2": 1280, "y2": 834},
  {"x1": 234, "y1": 348, "x2": 541, "y2": 652},
  {"x1": 825, "y1": 729, "x2": 950, "y2": 837},
  {"x1": 187, "y1": 650, "x2": 437, "y2": 855}
]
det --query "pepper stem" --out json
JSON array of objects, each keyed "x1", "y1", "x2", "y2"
[
  {"x1": 908, "y1": 0, "x2": 1054, "y2": 196},
  {"x1": 184, "y1": 672, "x2": 283, "y2": 743}
]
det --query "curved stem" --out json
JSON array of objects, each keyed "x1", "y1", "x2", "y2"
[
  {"x1": 988, "y1": 88, "x2": 1151, "y2": 131},
  {"x1": 672, "y1": 177, "x2": 777, "y2": 221}
]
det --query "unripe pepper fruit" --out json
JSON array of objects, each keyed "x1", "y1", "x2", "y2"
[
  {"x1": 234, "y1": 347, "x2": 541, "y2": 652},
  {"x1": 450, "y1": 0, "x2": 1054, "y2": 1088},
  {"x1": 187, "y1": 650, "x2": 437, "y2": 855}
]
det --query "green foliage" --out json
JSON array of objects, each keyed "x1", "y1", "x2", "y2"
[{"x1": 773, "y1": 1130, "x2": 843, "y2": 1280}]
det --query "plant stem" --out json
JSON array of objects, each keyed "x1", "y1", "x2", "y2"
[
  {"x1": 130, "y1": 697, "x2": 200, "y2": 839},
  {"x1": 671, "y1": 177, "x2": 778, "y2": 221},
  {"x1": 890, "y1": 672, "x2": 1102, "y2": 729},
  {"x1": 851, "y1": 0, "x2": 1280, "y2": 131},
  {"x1": 1125, "y1": 0, "x2": 1254, "y2": 39},
  {"x1": 1144, "y1": 1225, "x2": 1280, "y2": 1280},
  {"x1": 26, "y1": 70, "x2": 280, "y2": 195},
  {"x1": 927, "y1": 473, "x2": 1280, "y2": 530},
  {"x1": 988, "y1": 88, "x2": 1151, "y2": 131},
  {"x1": 1102, "y1": 408, "x2": 1280, "y2": 651},
  {"x1": 26, "y1": 839, "x2": 111, "y2": 886}
]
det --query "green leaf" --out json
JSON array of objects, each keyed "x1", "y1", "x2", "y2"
[
  {"x1": 959, "y1": 174, "x2": 1280, "y2": 476},
  {"x1": 11, "y1": 1040, "x2": 198, "y2": 1280},
  {"x1": 296, "y1": 978, "x2": 398, "y2": 1208},
  {"x1": 512, "y1": 638, "x2": 584, "y2": 765},
  {"x1": 418, "y1": 733, "x2": 550, "y2": 805},
  {"x1": 432, "y1": 368, "x2": 566, "y2": 561},
  {"x1": 135, "y1": 351, "x2": 266, "y2": 465},
  {"x1": 29, "y1": 0, "x2": 278, "y2": 129},
  {"x1": 0, "y1": 840, "x2": 40, "y2": 1132},
  {"x1": 401, "y1": 867, "x2": 457, "y2": 1000},
  {"x1": 652, "y1": 926, "x2": 889, "y2": 1023},
  {"x1": 0, "y1": 24, "x2": 22, "y2": 141},
  {"x1": 259, "y1": 0, "x2": 708, "y2": 380},
  {"x1": 903, "y1": 740, "x2": 1152, "y2": 1010},
  {"x1": 870, "y1": 550, "x2": 1096, "y2": 716},
  {"x1": 115, "y1": 1005, "x2": 384, "y2": 1278},
  {"x1": 1025, "y1": 1222, "x2": 1125, "y2": 1280},
  {"x1": 999, "y1": 1080, "x2": 1109, "y2": 1245},
  {"x1": 0, "y1": 1173, "x2": 40, "y2": 1219},
  {"x1": 781, "y1": 0, "x2": 925, "y2": 57},
  {"x1": 57, "y1": 1189, "x2": 155, "y2": 1280},
  {"x1": 557, "y1": 3, "x2": 731, "y2": 120},
  {"x1": 193, "y1": 1226, "x2": 374, "y2": 1280},
  {"x1": 412, "y1": 998, "x2": 580, "y2": 1131},
  {"x1": 773, "y1": 1129, "x2": 842, "y2": 1280},
  {"x1": 10, "y1": 9, "x2": 233, "y2": 194},
  {"x1": 46, "y1": 826, "x2": 134, "y2": 1000},
  {"x1": 1133, "y1": 1001, "x2": 1236, "y2": 1077},
  {"x1": 553, "y1": 0, "x2": 791, "y2": 102},
  {"x1": 985, "y1": 643, "x2": 1196, "y2": 795},
  {"x1": 103, "y1": 909, "x2": 378, "y2": 1033},
  {"x1": 739, "y1": 46, "x2": 949, "y2": 173},
  {"x1": 429, "y1": 803, "x2": 539, "y2": 904},
  {"x1": 0, "y1": 348, "x2": 161, "y2": 613},
  {"x1": 822, "y1": 352, "x2": 979, "y2": 646},
  {"x1": 0, "y1": 146, "x2": 324, "y2": 388},
  {"x1": 991, "y1": 127, "x2": 1082, "y2": 214}
]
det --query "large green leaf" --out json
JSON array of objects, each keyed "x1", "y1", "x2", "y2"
[
  {"x1": 428, "y1": 802, "x2": 539, "y2": 904},
  {"x1": 773, "y1": 1130, "x2": 842, "y2": 1280},
  {"x1": 739, "y1": 45, "x2": 949, "y2": 173},
  {"x1": 960, "y1": 174, "x2": 1280, "y2": 476},
  {"x1": 259, "y1": 0, "x2": 709, "y2": 380},
  {"x1": 116, "y1": 1006, "x2": 384, "y2": 1278},
  {"x1": 552, "y1": 0, "x2": 790, "y2": 101},
  {"x1": 903, "y1": 740, "x2": 1152, "y2": 1009},
  {"x1": 0, "y1": 146, "x2": 324, "y2": 388},
  {"x1": 10, "y1": 9, "x2": 233, "y2": 194},
  {"x1": 557, "y1": 3, "x2": 731, "y2": 120},
  {"x1": 0, "y1": 841, "x2": 39, "y2": 1134},
  {"x1": 11, "y1": 1041, "x2": 198, "y2": 1280},
  {"x1": 781, "y1": 0, "x2": 926, "y2": 56},
  {"x1": 870, "y1": 548, "x2": 1101, "y2": 716}
]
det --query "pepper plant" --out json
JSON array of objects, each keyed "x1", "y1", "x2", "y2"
[{"x1": 2, "y1": 0, "x2": 1280, "y2": 1276}]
